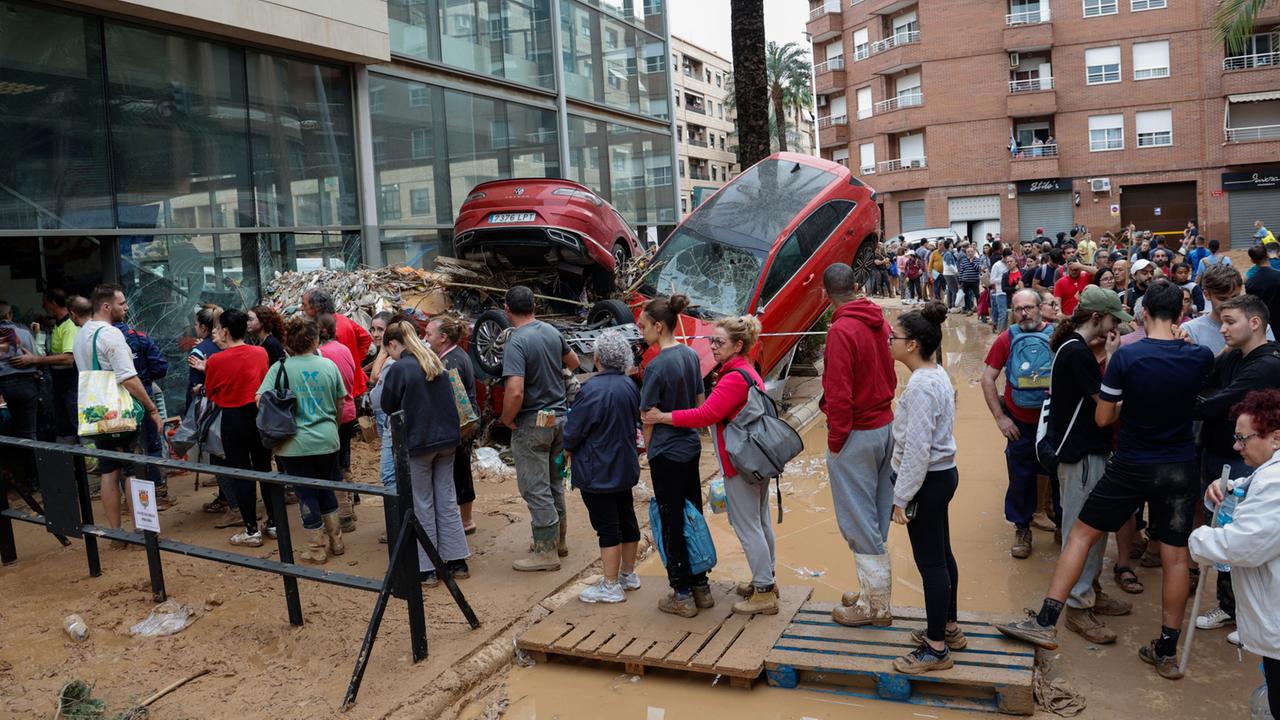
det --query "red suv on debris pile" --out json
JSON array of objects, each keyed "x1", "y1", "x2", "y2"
[{"x1": 632, "y1": 152, "x2": 881, "y2": 393}]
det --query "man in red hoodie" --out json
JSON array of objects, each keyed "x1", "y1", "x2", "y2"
[{"x1": 819, "y1": 263, "x2": 899, "y2": 627}]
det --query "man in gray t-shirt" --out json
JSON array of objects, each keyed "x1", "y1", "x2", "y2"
[{"x1": 499, "y1": 287, "x2": 581, "y2": 572}]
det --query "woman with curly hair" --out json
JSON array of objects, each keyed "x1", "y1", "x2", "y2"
[{"x1": 248, "y1": 305, "x2": 287, "y2": 365}]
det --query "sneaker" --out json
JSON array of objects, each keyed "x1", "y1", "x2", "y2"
[
  {"x1": 265, "y1": 526, "x2": 277, "y2": 540},
  {"x1": 893, "y1": 643, "x2": 954, "y2": 674},
  {"x1": 230, "y1": 530, "x2": 264, "y2": 547},
  {"x1": 659, "y1": 592, "x2": 698, "y2": 618},
  {"x1": 213, "y1": 509, "x2": 243, "y2": 529},
  {"x1": 446, "y1": 559, "x2": 470, "y2": 580},
  {"x1": 1065, "y1": 607, "x2": 1116, "y2": 644},
  {"x1": 1227, "y1": 630, "x2": 1241, "y2": 647},
  {"x1": 691, "y1": 585, "x2": 715, "y2": 609},
  {"x1": 1138, "y1": 641, "x2": 1184, "y2": 680},
  {"x1": 1010, "y1": 527, "x2": 1033, "y2": 559},
  {"x1": 619, "y1": 572, "x2": 642, "y2": 591},
  {"x1": 202, "y1": 496, "x2": 228, "y2": 514},
  {"x1": 579, "y1": 578, "x2": 625, "y2": 604},
  {"x1": 996, "y1": 610, "x2": 1059, "y2": 650},
  {"x1": 419, "y1": 571, "x2": 439, "y2": 587},
  {"x1": 1196, "y1": 606, "x2": 1234, "y2": 630},
  {"x1": 1093, "y1": 591, "x2": 1133, "y2": 617},
  {"x1": 910, "y1": 626, "x2": 969, "y2": 650}
]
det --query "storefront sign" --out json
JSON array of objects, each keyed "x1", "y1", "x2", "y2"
[
  {"x1": 1017, "y1": 178, "x2": 1069, "y2": 193},
  {"x1": 1222, "y1": 170, "x2": 1280, "y2": 191}
]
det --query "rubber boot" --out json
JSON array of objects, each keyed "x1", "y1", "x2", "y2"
[
  {"x1": 514, "y1": 525, "x2": 562, "y2": 572},
  {"x1": 297, "y1": 528, "x2": 329, "y2": 565},
  {"x1": 556, "y1": 513, "x2": 569, "y2": 558},
  {"x1": 322, "y1": 512, "x2": 345, "y2": 556},
  {"x1": 833, "y1": 553, "x2": 893, "y2": 627},
  {"x1": 338, "y1": 490, "x2": 357, "y2": 533}
]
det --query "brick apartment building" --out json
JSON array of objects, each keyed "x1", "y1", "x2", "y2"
[{"x1": 808, "y1": 0, "x2": 1280, "y2": 247}]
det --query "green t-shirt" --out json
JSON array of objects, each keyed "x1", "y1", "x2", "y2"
[
  {"x1": 257, "y1": 354, "x2": 344, "y2": 457},
  {"x1": 51, "y1": 317, "x2": 76, "y2": 355}
]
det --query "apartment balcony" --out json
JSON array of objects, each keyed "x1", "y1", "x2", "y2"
[
  {"x1": 1225, "y1": 124, "x2": 1280, "y2": 142},
  {"x1": 878, "y1": 156, "x2": 926, "y2": 173},
  {"x1": 871, "y1": 92, "x2": 927, "y2": 134},
  {"x1": 1009, "y1": 145, "x2": 1059, "y2": 181},
  {"x1": 818, "y1": 114, "x2": 850, "y2": 146},
  {"x1": 870, "y1": 30, "x2": 919, "y2": 56},
  {"x1": 685, "y1": 103, "x2": 707, "y2": 116},
  {"x1": 687, "y1": 137, "x2": 709, "y2": 148},
  {"x1": 873, "y1": 91, "x2": 922, "y2": 114},
  {"x1": 807, "y1": 1, "x2": 843, "y2": 42},
  {"x1": 689, "y1": 169, "x2": 712, "y2": 181},
  {"x1": 870, "y1": 31, "x2": 924, "y2": 75},
  {"x1": 814, "y1": 57, "x2": 847, "y2": 94},
  {"x1": 1222, "y1": 53, "x2": 1280, "y2": 96},
  {"x1": 1222, "y1": 132, "x2": 1280, "y2": 166},
  {"x1": 1004, "y1": 12, "x2": 1053, "y2": 52},
  {"x1": 869, "y1": 158, "x2": 928, "y2": 191},
  {"x1": 1006, "y1": 79, "x2": 1056, "y2": 117}
]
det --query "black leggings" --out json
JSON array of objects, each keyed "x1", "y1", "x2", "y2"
[
  {"x1": 650, "y1": 454, "x2": 708, "y2": 592},
  {"x1": 905, "y1": 467, "x2": 960, "y2": 643},
  {"x1": 580, "y1": 489, "x2": 640, "y2": 548},
  {"x1": 215, "y1": 403, "x2": 276, "y2": 533},
  {"x1": 1266, "y1": 656, "x2": 1280, "y2": 718},
  {"x1": 454, "y1": 440, "x2": 476, "y2": 505}
]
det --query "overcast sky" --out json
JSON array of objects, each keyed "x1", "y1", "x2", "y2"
[{"x1": 668, "y1": 1, "x2": 812, "y2": 62}]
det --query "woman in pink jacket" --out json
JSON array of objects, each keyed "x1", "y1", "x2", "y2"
[{"x1": 643, "y1": 315, "x2": 777, "y2": 615}]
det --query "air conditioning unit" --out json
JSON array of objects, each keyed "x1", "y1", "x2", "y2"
[
  {"x1": 817, "y1": 95, "x2": 828, "y2": 107},
  {"x1": 1009, "y1": 52, "x2": 1020, "y2": 68},
  {"x1": 1089, "y1": 178, "x2": 1112, "y2": 192}
]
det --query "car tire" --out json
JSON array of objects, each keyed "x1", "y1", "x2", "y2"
[
  {"x1": 587, "y1": 299, "x2": 634, "y2": 328},
  {"x1": 851, "y1": 235, "x2": 878, "y2": 287},
  {"x1": 470, "y1": 308, "x2": 512, "y2": 378},
  {"x1": 612, "y1": 241, "x2": 629, "y2": 269}
]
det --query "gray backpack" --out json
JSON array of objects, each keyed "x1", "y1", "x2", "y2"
[{"x1": 724, "y1": 369, "x2": 804, "y2": 522}]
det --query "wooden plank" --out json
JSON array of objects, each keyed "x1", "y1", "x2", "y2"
[
  {"x1": 618, "y1": 638, "x2": 657, "y2": 660},
  {"x1": 517, "y1": 621, "x2": 575, "y2": 651},
  {"x1": 781, "y1": 621, "x2": 1035, "y2": 662},
  {"x1": 596, "y1": 633, "x2": 637, "y2": 657},
  {"x1": 551, "y1": 625, "x2": 597, "y2": 652},
  {"x1": 578, "y1": 628, "x2": 619, "y2": 654},
  {"x1": 665, "y1": 630, "x2": 715, "y2": 665},
  {"x1": 643, "y1": 635, "x2": 686, "y2": 662},
  {"x1": 715, "y1": 585, "x2": 812, "y2": 674},
  {"x1": 766, "y1": 640, "x2": 1031, "y2": 687},
  {"x1": 795, "y1": 601, "x2": 1008, "y2": 627},
  {"x1": 689, "y1": 614, "x2": 749, "y2": 669}
]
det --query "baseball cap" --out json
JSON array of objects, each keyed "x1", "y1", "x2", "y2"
[
  {"x1": 1132, "y1": 258, "x2": 1154, "y2": 273},
  {"x1": 1077, "y1": 285, "x2": 1134, "y2": 323}
]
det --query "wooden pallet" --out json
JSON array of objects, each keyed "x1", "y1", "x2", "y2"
[
  {"x1": 518, "y1": 582, "x2": 812, "y2": 687},
  {"x1": 764, "y1": 602, "x2": 1036, "y2": 715}
]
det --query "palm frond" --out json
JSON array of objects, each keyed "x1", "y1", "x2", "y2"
[{"x1": 1213, "y1": 0, "x2": 1271, "y2": 54}]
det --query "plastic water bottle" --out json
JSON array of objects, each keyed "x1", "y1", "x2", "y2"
[
  {"x1": 63, "y1": 614, "x2": 89, "y2": 641},
  {"x1": 1251, "y1": 664, "x2": 1274, "y2": 720},
  {"x1": 708, "y1": 477, "x2": 727, "y2": 514},
  {"x1": 1214, "y1": 486, "x2": 1246, "y2": 573}
]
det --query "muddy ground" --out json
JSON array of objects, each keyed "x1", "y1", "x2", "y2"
[{"x1": 1, "y1": 294, "x2": 1264, "y2": 720}]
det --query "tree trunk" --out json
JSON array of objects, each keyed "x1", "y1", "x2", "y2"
[
  {"x1": 772, "y1": 87, "x2": 788, "y2": 153},
  {"x1": 730, "y1": 0, "x2": 770, "y2": 167}
]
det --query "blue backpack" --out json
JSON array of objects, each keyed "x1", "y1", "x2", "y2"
[
  {"x1": 648, "y1": 498, "x2": 717, "y2": 575},
  {"x1": 1006, "y1": 324, "x2": 1054, "y2": 409}
]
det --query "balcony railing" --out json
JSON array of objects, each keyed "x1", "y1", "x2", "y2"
[
  {"x1": 809, "y1": 1, "x2": 841, "y2": 21},
  {"x1": 689, "y1": 169, "x2": 712, "y2": 181},
  {"x1": 874, "y1": 91, "x2": 923, "y2": 114},
  {"x1": 685, "y1": 103, "x2": 706, "y2": 115},
  {"x1": 817, "y1": 114, "x2": 849, "y2": 128},
  {"x1": 878, "y1": 157, "x2": 927, "y2": 172},
  {"x1": 1224, "y1": 50, "x2": 1280, "y2": 71},
  {"x1": 1013, "y1": 143, "x2": 1058, "y2": 158},
  {"x1": 1226, "y1": 124, "x2": 1280, "y2": 142},
  {"x1": 854, "y1": 45, "x2": 870, "y2": 61},
  {"x1": 815, "y1": 57, "x2": 846, "y2": 74},
  {"x1": 1005, "y1": 8, "x2": 1050, "y2": 25},
  {"x1": 687, "y1": 137, "x2": 708, "y2": 148},
  {"x1": 1009, "y1": 76, "x2": 1054, "y2": 93},
  {"x1": 870, "y1": 30, "x2": 920, "y2": 55}
]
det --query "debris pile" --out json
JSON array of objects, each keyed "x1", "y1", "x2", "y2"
[{"x1": 264, "y1": 266, "x2": 455, "y2": 327}]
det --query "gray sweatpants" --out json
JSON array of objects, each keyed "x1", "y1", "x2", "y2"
[
  {"x1": 826, "y1": 424, "x2": 895, "y2": 555},
  {"x1": 512, "y1": 414, "x2": 566, "y2": 534},
  {"x1": 724, "y1": 474, "x2": 776, "y2": 587},
  {"x1": 1060, "y1": 453, "x2": 1108, "y2": 609},
  {"x1": 409, "y1": 448, "x2": 470, "y2": 572}
]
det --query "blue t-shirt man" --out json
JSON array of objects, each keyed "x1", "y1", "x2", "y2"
[
  {"x1": 1186, "y1": 246, "x2": 1210, "y2": 276},
  {"x1": 1100, "y1": 337, "x2": 1214, "y2": 463}
]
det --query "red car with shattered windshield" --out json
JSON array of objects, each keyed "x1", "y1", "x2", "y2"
[{"x1": 632, "y1": 153, "x2": 880, "y2": 394}]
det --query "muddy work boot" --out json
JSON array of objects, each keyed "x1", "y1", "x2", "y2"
[
  {"x1": 556, "y1": 514, "x2": 569, "y2": 558},
  {"x1": 1010, "y1": 527, "x2": 1033, "y2": 559},
  {"x1": 338, "y1": 491, "x2": 357, "y2": 533},
  {"x1": 1065, "y1": 607, "x2": 1116, "y2": 644},
  {"x1": 691, "y1": 584, "x2": 715, "y2": 609},
  {"x1": 1092, "y1": 591, "x2": 1132, "y2": 617},
  {"x1": 911, "y1": 626, "x2": 969, "y2": 650},
  {"x1": 833, "y1": 553, "x2": 893, "y2": 627},
  {"x1": 513, "y1": 526, "x2": 561, "y2": 572},
  {"x1": 1138, "y1": 641, "x2": 1184, "y2": 680},
  {"x1": 321, "y1": 512, "x2": 345, "y2": 556},
  {"x1": 736, "y1": 582, "x2": 755, "y2": 598},
  {"x1": 893, "y1": 644, "x2": 954, "y2": 674},
  {"x1": 996, "y1": 610, "x2": 1059, "y2": 650},
  {"x1": 297, "y1": 528, "x2": 330, "y2": 565},
  {"x1": 659, "y1": 591, "x2": 698, "y2": 618},
  {"x1": 732, "y1": 585, "x2": 780, "y2": 616}
]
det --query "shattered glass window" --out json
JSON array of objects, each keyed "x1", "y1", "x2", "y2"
[{"x1": 640, "y1": 159, "x2": 836, "y2": 316}]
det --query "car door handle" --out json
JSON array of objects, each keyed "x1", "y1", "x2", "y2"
[{"x1": 801, "y1": 273, "x2": 815, "y2": 286}]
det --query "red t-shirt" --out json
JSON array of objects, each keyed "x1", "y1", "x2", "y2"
[
  {"x1": 1054, "y1": 271, "x2": 1093, "y2": 315},
  {"x1": 319, "y1": 341, "x2": 357, "y2": 424},
  {"x1": 983, "y1": 324, "x2": 1050, "y2": 425},
  {"x1": 205, "y1": 344, "x2": 268, "y2": 408}
]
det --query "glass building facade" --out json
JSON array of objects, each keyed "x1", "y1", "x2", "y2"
[{"x1": 0, "y1": 0, "x2": 676, "y2": 409}]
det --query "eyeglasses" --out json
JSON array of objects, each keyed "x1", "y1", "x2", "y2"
[
  {"x1": 1233, "y1": 432, "x2": 1261, "y2": 445},
  {"x1": 888, "y1": 334, "x2": 908, "y2": 343},
  {"x1": 1013, "y1": 305, "x2": 1039, "y2": 313},
  {"x1": 1040, "y1": 300, "x2": 1060, "y2": 308},
  {"x1": 709, "y1": 337, "x2": 729, "y2": 348}
]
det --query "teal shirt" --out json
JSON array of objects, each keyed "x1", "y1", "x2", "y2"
[{"x1": 257, "y1": 354, "x2": 344, "y2": 457}]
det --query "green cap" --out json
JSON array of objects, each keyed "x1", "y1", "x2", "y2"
[{"x1": 1077, "y1": 285, "x2": 1133, "y2": 323}]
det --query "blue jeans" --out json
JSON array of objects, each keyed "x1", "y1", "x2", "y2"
[
  {"x1": 992, "y1": 293, "x2": 1009, "y2": 329},
  {"x1": 1003, "y1": 417, "x2": 1042, "y2": 527},
  {"x1": 376, "y1": 409, "x2": 396, "y2": 493},
  {"x1": 277, "y1": 453, "x2": 340, "y2": 530}
]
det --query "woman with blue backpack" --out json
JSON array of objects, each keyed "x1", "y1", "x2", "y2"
[{"x1": 566, "y1": 330, "x2": 643, "y2": 604}]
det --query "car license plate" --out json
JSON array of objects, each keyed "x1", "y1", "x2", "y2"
[{"x1": 489, "y1": 212, "x2": 535, "y2": 224}]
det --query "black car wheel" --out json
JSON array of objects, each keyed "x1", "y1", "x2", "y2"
[
  {"x1": 612, "y1": 241, "x2": 629, "y2": 269},
  {"x1": 852, "y1": 235, "x2": 878, "y2": 288},
  {"x1": 470, "y1": 308, "x2": 512, "y2": 377},
  {"x1": 587, "y1": 299, "x2": 634, "y2": 328}
]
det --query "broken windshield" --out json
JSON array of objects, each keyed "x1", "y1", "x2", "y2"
[{"x1": 640, "y1": 159, "x2": 836, "y2": 316}]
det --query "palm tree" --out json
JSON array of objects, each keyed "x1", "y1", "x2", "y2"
[
  {"x1": 1214, "y1": 0, "x2": 1273, "y2": 53},
  {"x1": 786, "y1": 70, "x2": 814, "y2": 153},
  {"x1": 765, "y1": 41, "x2": 811, "y2": 153},
  {"x1": 730, "y1": 0, "x2": 770, "y2": 167}
]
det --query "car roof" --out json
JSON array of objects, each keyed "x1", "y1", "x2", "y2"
[{"x1": 895, "y1": 228, "x2": 960, "y2": 244}]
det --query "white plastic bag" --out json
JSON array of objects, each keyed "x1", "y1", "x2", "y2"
[{"x1": 130, "y1": 600, "x2": 195, "y2": 637}]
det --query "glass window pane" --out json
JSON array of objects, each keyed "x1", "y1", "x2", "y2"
[
  {"x1": 381, "y1": 228, "x2": 451, "y2": 268},
  {"x1": 561, "y1": 1, "x2": 669, "y2": 119},
  {"x1": 603, "y1": 121, "x2": 675, "y2": 225},
  {"x1": 246, "y1": 52, "x2": 358, "y2": 227},
  {"x1": 445, "y1": 89, "x2": 559, "y2": 213},
  {"x1": 0, "y1": 1, "x2": 112, "y2": 229},
  {"x1": 105, "y1": 23, "x2": 252, "y2": 229},
  {"x1": 371, "y1": 78, "x2": 451, "y2": 226},
  {"x1": 389, "y1": 0, "x2": 555, "y2": 90}
]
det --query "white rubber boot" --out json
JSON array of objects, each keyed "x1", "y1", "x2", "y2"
[{"x1": 833, "y1": 553, "x2": 893, "y2": 627}]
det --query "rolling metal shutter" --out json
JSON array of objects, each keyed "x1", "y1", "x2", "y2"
[
  {"x1": 899, "y1": 200, "x2": 925, "y2": 232},
  {"x1": 1018, "y1": 192, "x2": 1073, "y2": 243},
  {"x1": 1230, "y1": 189, "x2": 1280, "y2": 249}
]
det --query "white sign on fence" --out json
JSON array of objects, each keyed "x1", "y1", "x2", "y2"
[{"x1": 130, "y1": 479, "x2": 161, "y2": 533}]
